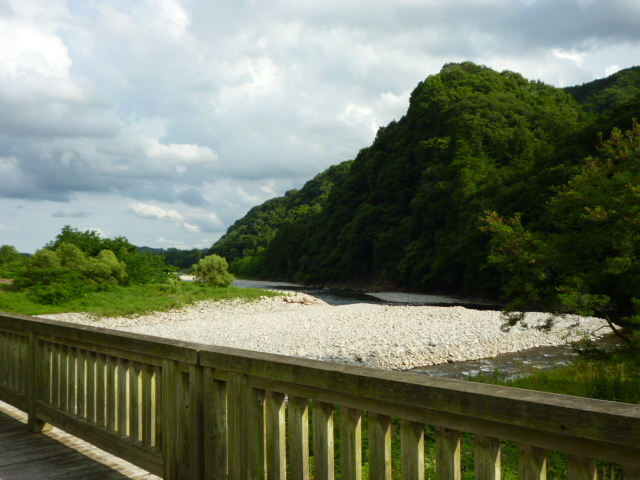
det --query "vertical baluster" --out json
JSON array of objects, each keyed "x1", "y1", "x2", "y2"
[
  {"x1": 86, "y1": 351, "x2": 96, "y2": 423},
  {"x1": 567, "y1": 455, "x2": 596, "y2": 480},
  {"x1": 28, "y1": 333, "x2": 51, "y2": 432},
  {"x1": 154, "y1": 365, "x2": 162, "y2": 449},
  {"x1": 623, "y1": 465, "x2": 640, "y2": 480},
  {"x1": 106, "y1": 355, "x2": 117, "y2": 431},
  {"x1": 129, "y1": 362, "x2": 141, "y2": 442},
  {"x1": 41, "y1": 341, "x2": 53, "y2": 405},
  {"x1": 77, "y1": 349, "x2": 86, "y2": 419},
  {"x1": 519, "y1": 444, "x2": 546, "y2": 480},
  {"x1": 0, "y1": 333, "x2": 5, "y2": 389},
  {"x1": 51, "y1": 344, "x2": 60, "y2": 408},
  {"x1": 401, "y1": 419, "x2": 424, "y2": 480},
  {"x1": 370, "y1": 413, "x2": 392, "y2": 480},
  {"x1": 266, "y1": 391, "x2": 287, "y2": 480},
  {"x1": 6, "y1": 334, "x2": 13, "y2": 390},
  {"x1": 313, "y1": 401, "x2": 335, "y2": 480},
  {"x1": 117, "y1": 358, "x2": 129, "y2": 435},
  {"x1": 162, "y1": 359, "x2": 178, "y2": 480},
  {"x1": 68, "y1": 347, "x2": 77, "y2": 414},
  {"x1": 203, "y1": 367, "x2": 228, "y2": 479},
  {"x1": 340, "y1": 407, "x2": 362, "y2": 480},
  {"x1": 475, "y1": 435, "x2": 501, "y2": 480},
  {"x1": 228, "y1": 372, "x2": 265, "y2": 480},
  {"x1": 59, "y1": 345, "x2": 69, "y2": 412},
  {"x1": 288, "y1": 396, "x2": 310, "y2": 480},
  {"x1": 436, "y1": 427, "x2": 461, "y2": 480},
  {"x1": 189, "y1": 365, "x2": 205, "y2": 480},
  {"x1": 141, "y1": 364, "x2": 153, "y2": 446},
  {"x1": 96, "y1": 353, "x2": 106, "y2": 427}
]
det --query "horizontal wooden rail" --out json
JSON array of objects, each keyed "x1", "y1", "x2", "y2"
[{"x1": 1, "y1": 311, "x2": 640, "y2": 480}]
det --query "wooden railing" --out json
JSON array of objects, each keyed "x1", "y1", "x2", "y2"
[{"x1": 1, "y1": 311, "x2": 639, "y2": 480}]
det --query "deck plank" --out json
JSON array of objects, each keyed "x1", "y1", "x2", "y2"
[{"x1": 0, "y1": 401, "x2": 160, "y2": 480}]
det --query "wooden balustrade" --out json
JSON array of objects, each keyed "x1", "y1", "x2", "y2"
[{"x1": 1, "y1": 311, "x2": 640, "y2": 480}]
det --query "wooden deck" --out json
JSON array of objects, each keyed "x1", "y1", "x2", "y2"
[{"x1": 0, "y1": 401, "x2": 160, "y2": 480}]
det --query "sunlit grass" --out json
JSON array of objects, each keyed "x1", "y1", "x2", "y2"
[{"x1": 0, "y1": 281, "x2": 282, "y2": 317}]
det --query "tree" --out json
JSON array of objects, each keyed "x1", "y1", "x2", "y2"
[
  {"x1": 191, "y1": 255, "x2": 234, "y2": 287},
  {"x1": 482, "y1": 121, "x2": 640, "y2": 343},
  {"x1": 0, "y1": 245, "x2": 25, "y2": 278}
]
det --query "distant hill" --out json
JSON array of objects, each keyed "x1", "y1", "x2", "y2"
[
  {"x1": 209, "y1": 160, "x2": 352, "y2": 277},
  {"x1": 210, "y1": 62, "x2": 640, "y2": 296},
  {"x1": 138, "y1": 246, "x2": 206, "y2": 270},
  {"x1": 564, "y1": 66, "x2": 640, "y2": 114}
]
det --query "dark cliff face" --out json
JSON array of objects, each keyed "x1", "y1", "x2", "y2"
[{"x1": 210, "y1": 62, "x2": 640, "y2": 296}]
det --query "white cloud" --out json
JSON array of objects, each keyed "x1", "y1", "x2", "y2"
[
  {"x1": 1, "y1": 0, "x2": 639, "y2": 253},
  {"x1": 129, "y1": 203, "x2": 185, "y2": 222}
]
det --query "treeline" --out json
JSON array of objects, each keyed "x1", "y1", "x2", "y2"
[
  {"x1": 210, "y1": 62, "x2": 640, "y2": 319},
  {"x1": 0, "y1": 227, "x2": 232, "y2": 306}
]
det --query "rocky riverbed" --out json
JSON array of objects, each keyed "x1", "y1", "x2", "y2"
[{"x1": 38, "y1": 292, "x2": 612, "y2": 371}]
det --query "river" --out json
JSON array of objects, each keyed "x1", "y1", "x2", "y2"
[{"x1": 233, "y1": 279, "x2": 623, "y2": 380}]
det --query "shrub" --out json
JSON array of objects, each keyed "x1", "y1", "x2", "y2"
[{"x1": 191, "y1": 255, "x2": 234, "y2": 287}]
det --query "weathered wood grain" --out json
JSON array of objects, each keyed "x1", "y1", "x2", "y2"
[
  {"x1": 474, "y1": 435, "x2": 500, "y2": 480},
  {"x1": 265, "y1": 390, "x2": 286, "y2": 480},
  {"x1": 288, "y1": 395, "x2": 310, "y2": 480},
  {"x1": 369, "y1": 413, "x2": 392, "y2": 480},
  {"x1": 340, "y1": 406, "x2": 362, "y2": 480},
  {"x1": 519, "y1": 444, "x2": 546, "y2": 480},
  {"x1": 313, "y1": 400, "x2": 335, "y2": 480},
  {"x1": 1, "y1": 400, "x2": 160, "y2": 479},
  {"x1": 436, "y1": 427, "x2": 461, "y2": 480},
  {"x1": 401, "y1": 419, "x2": 424, "y2": 480}
]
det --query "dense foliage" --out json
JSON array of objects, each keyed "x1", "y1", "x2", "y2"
[
  {"x1": 482, "y1": 121, "x2": 640, "y2": 336},
  {"x1": 209, "y1": 160, "x2": 353, "y2": 278},
  {"x1": 191, "y1": 254, "x2": 234, "y2": 287},
  {"x1": 210, "y1": 62, "x2": 640, "y2": 325}
]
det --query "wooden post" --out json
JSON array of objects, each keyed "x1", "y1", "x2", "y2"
[
  {"x1": 77, "y1": 349, "x2": 87, "y2": 419},
  {"x1": 567, "y1": 455, "x2": 596, "y2": 480},
  {"x1": 106, "y1": 355, "x2": 117, "y2": 431},
  {"x1": 162, "y1": 359, "x2": 178, "y2": 480},
  {"x1": 129, "y1": 362, "x2": 141, "y2": 442},
  {"x1": 266, "y1": 391, "x2": 287, "y2": 480},
  {"x1": 228, "y1": 372, "x2": 265, "y2": 480},
  {"x1": 141, "y1": 364, "x2": 154, "y2": 447},
  {"x1": 96, "y1": 353, "x2": 106, "y2": 427},
  {"x1": 369, "y1": 413, "x2": 392, "y2": 480},
  {"x1": 313, "y1": 401, "x2": 335, "y2": 480},
  {"x1": 436, "y1": 427, "x2": 461, "y2": 480},
  {"x1": 519, "y1": 444, "x2": 546, "y2": 480},
  {"x1": 288, "y1": 396, "x2": 310, "y2": 480},
  {"x1": 475, "y1": 435, "x2": 501, "y2": 480},
  {"x1": 27, "y1": 332, "x2": 51, "y2": 432},
  {"x1": 340, "y1": 406, "x2": 362, "y2": 480},
  {"x1": 203, "y1": 367, "x2": 227, "y2": 480},
  {"x1": 117, "y1": 358, "x2": 129, "y2": 436},
  {"x1": 401, "y1": 419, "x2": 424, "y2": 480},
  {"x1": 189, "y1": 365, "x2": 205, "y2": 480},
  {"x1": 623, "y1": 465, "x2": 640, "y2": 480}
]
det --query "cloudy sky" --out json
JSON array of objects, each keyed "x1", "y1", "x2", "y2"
[{"x1": 1, "y1": 0, "x2": 639, "y2": 253}]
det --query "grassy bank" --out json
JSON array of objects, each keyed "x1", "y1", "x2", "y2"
[
  {"x1": 0, "y1": 280, "x2": 281, "y2": 317},
  {"x1": 471, "y1": 345, "x2": 640, "y2": 404}
]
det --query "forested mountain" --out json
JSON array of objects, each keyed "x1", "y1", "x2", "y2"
[
  {"x1": 209, "y1": 160, "x2": 352, "y2": 277},
  {"x1": 210, "y1": 62, "x2": 640, "y2": 303},
  {"x1": 564, "y1": 66, "x2": 640, "y2": 114}
]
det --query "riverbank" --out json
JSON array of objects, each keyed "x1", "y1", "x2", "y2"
[{"x1": 38, "y1": 291, "x2": 613, "y2": 371}]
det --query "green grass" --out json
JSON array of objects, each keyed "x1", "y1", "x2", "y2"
[
  {"x1": 470, "y1": 346, "x2": 640, "y2": 404},
  {"x1": 0, "y1": 281, "x2": 282, "y2": 317}
]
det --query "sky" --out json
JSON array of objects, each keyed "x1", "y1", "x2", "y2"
[{"x1": 1, "y1": 0, "x2": 639, "y2": 253}]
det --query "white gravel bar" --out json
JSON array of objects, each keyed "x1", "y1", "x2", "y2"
[{"x1": 38, "y1": 292, "x2": 612, "y2": 371}]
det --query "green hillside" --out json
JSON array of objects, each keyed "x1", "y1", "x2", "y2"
[{"x1": 210, "y1": 62, "x2": 640, "y2": 315}]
